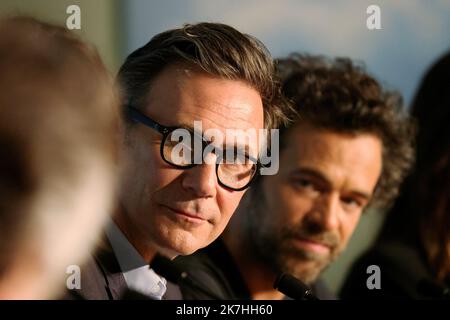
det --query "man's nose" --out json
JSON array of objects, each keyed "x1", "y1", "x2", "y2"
[
  {"x1": 181, "y1": 163, "x2": 217, "y2": 198},
  {"x1": 308, "y1": 193, "x2": 340, "y2": 232}
]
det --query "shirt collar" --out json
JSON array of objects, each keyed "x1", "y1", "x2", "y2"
[{"x1": 105, "y1": 221, "x2": 167, "y2": 299}]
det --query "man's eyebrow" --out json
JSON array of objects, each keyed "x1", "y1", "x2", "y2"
[
  {"x1": 348, "y1": 188, "x2": 372, "y2": 201},
  {"x1": 175, "y1": 121, "x2": 195, "y2": 131},
  {"x1": 292, "y1": 167, "x2": 372, "y2": 200},
  {"x1": 211, "y1": 139, "x2": 257, "y2": 161},
  {"x1": 210, "y1": 142, "x2": 253, "y2": 161},
  {"x1": 171, "y1": 122, "x2": 203, "y2": 138},
  {"x1": 292, "y1": 168, "x2": 332, "y2": 185}
]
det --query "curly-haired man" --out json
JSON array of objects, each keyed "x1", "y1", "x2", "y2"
[{"x1": 175, "y1": 54, "x2": 416, "y2": 300}]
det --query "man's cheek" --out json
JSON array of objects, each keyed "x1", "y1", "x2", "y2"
[
  {"x1": 220, "y1": 191, "x2": 243, "y2": 217},
  {"x1": 153, "y1": 170, "x2": 183, "y2": 192}
]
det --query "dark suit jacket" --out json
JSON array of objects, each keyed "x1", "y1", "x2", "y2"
[{"x1": 63, "y1": 239, "x2": 182, "y2": 300}]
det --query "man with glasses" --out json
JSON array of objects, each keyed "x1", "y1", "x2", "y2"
[{"x1": 67, "y1": 23, "x2": 291, "y2": 300}]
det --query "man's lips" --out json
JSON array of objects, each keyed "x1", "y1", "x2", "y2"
[
  {"x1": 293, "y1": 236, "x2": 331, "y2": 254},
  {"x1": 161, "y1": 204, "x2": 208, "y2": 223}
]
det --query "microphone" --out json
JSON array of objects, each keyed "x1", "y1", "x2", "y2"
[
  {"x1": 150, "y1": 253, "x2": 223, "y2": 300},
  {"x1": 274, "y1": 273, "x2": 319, "y2": 300}
]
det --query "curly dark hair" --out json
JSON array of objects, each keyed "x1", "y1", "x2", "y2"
[{"x1": 275, "y1": 54, "x2": 416, "y2": 207}]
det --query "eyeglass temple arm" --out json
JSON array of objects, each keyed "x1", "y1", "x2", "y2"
[{"x1": 126, "y1": 106, "x2": 166, "y2": 134}]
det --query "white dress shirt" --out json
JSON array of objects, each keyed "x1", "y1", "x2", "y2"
[{"x1": 105, "y1": 221, "x2": 167, "y2": 300}]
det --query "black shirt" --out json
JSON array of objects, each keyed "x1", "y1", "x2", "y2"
[{"x1": 174, "y1": 237, "x2": 335, "y2": 300}]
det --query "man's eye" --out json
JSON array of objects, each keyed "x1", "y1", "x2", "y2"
[
  {"x1": 296, "y1": 179, "x2": 313, "y2": 188},
  {"x1": 341, "y1": 197, "x2": 363, "y2": 210},
  {"x1": 293, "y1": 178, "x2": 314, "y2": 189}
]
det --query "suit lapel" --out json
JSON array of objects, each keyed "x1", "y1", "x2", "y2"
[
  {"x1": 64, "y1": 236, "x2": 127, "y2": 300},
  {"x1": 93, "y1": 238, "x2": 127, "y2": 300}
]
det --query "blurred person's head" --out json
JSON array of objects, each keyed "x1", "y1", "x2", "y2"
[
  {"x1": 381, "y1": 52, "x2": 450, "y2": 285},
  {"x1": 115, "y1": 23, "x2": 291, "y2": 259},
  {"x1": 226, "y1": 54, "x2": 415, "y2": 286},
  {"x1": 0, "y1": 17, "x2": 119, "y2": 299}
]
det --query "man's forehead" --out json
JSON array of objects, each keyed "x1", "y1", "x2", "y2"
[
  {"x1": 283, "y1": 124, "x2": 381, "y2": 159},
  {"x1": 144, "y1": 64, "x2": 263, "y2": 125}
]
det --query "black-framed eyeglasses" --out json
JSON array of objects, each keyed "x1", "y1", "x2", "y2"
[{"x1": 126, "y1": 106, "x2": 261, "y2": 191}]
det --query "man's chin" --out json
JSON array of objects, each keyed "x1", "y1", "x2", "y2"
[
  {"x1": 281, "y1": 255, "x2": 330, "y2": 285},
  {"x1": 154, "y1": 228, "x2": 207, "y2": 257},
  {"x1": 287, "y1": 265, "x2": 324, "y2": 285}
]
